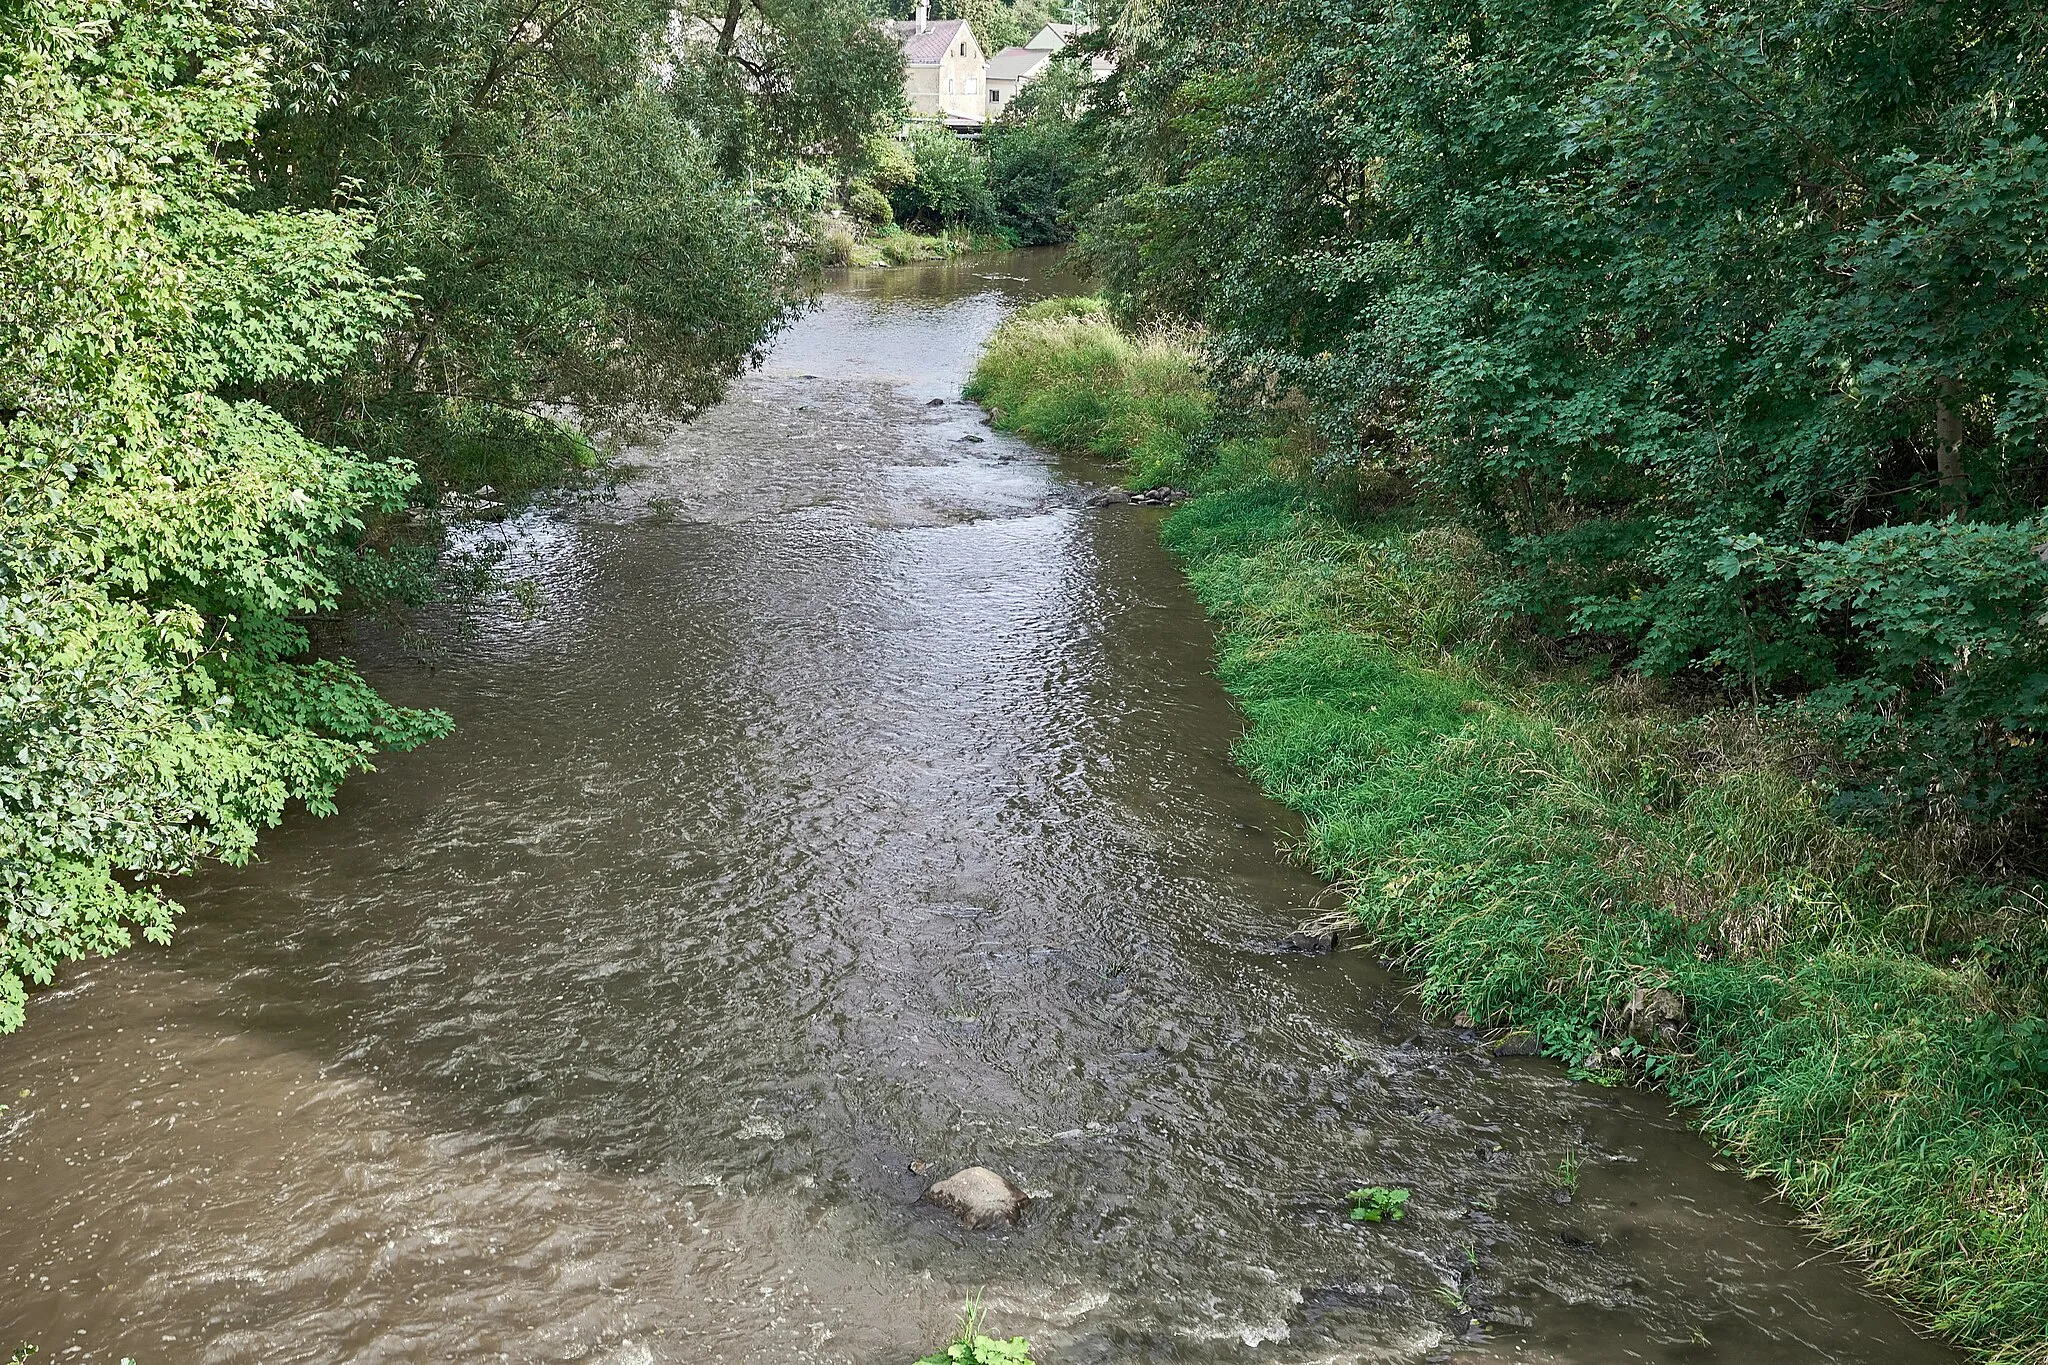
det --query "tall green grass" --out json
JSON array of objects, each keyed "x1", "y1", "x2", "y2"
[
  {"x1": 971, "y1": 306, "x2": 2048, "y2": 1363},
  {"x1": 963, "y1": 299, "x2": 1211, "y2": 488}
]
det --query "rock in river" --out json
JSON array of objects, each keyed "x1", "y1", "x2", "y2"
[
  {"x1": 1283, "y1": 927, "x2": 1338, "y2": 955},
  {"x1": 925, "y1": 1166, "x2": 1030, "y2": 1229},
  {"x1": 1486, "y1": 1030, "x2": 1544, "y2": 1058}
]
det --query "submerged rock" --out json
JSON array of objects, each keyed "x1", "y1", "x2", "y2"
[
  {"x1": 1087, "y1": 488, "x2": 1132, "y2": 506},
  {"x1": 1486, "y1": 1031, "x2": 1543, "y2": 1058},
  {"x1": 927, "y1": 397, "x2": 946, "y2": 406},
  {"x1": 925, "y1": 1166, "x2": 1030, "y2": 1229},
  {"x1": 1283, "y1": 927, "x2": 1338, "y2": 955}
]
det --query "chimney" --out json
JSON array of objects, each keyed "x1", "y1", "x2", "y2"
[{"x1": 914, "y1": 0, "x2": 928, "y2": 31}]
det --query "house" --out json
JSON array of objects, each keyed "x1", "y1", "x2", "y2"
[
  {"x1": 1021, "y1": 21, "x2": 1115, "y2": 81},
  {"x1": 886, "y1": 2, "x2": 987, "y2": 129},
  {"x1": 983, "y1": 45, "x2": 1051, "y2": 113}
]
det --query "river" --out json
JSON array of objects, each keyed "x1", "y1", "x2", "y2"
[{"x1": 0, "y1": 250, "x2": 1954, "y2": 1365}]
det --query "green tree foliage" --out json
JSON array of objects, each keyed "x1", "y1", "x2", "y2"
[
  {"x1": 670, "y1": 0, "x2": 909, "y2": 167},
  {"x1": 0, "y1": 0, "x2": 450, "y2": 1032},
  {"x1": 1082, "y1": 0, "x2": 2048, "y2": 816},
  {"x1": 983, "y1": 57, "x2": 1087, "y2": 243},
  {"x1": 890, "y1": 122, "x2": 998, "y2": 229},
  {"x1": 247, "y1": 0, "x2": 902, "y2": 500}
]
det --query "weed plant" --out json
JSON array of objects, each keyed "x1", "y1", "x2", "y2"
[
  {"x1": 1344, "y1": 1186, "x2": 1410, "y2": 1223},
  {"x1": 970, "y1": 306, "x2": 2048, "y2": 1363},
  {"x1": 915, "y1": 1300, "x2": 1035, "y2": 1365}
]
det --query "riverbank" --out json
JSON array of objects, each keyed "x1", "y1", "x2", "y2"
[
  {"x1": 966, "y1": 299, "x2": 2048, "y2": 1364},
  {"x1": 818, "y1": 218, "x2": 1017, "y2": 269}
]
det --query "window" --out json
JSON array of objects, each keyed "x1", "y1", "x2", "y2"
[
  {"x1": 959, "y1": 40, "x2": 967, "y2": 54},
  {"x1": 946, "y1": 77, "x2": 955, "y2": 93},
  {"x1": 965, "y1": 77, "x2": 976, "y2": 93},
  {"x1": 989, "y1": 87, "x2": 1001, "y2": 102}
]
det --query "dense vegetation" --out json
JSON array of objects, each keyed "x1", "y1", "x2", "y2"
[
  {"x1": 832, "y1": 57, "x2": 1088, "y2": 250},
  {"x1": 1079, "y1": 0, "x2": 2048, "y2": 825},
  {"x1": 971, "y1": 300, "x2": 2048, "y2": 1361},
  {"x1": 0, "y1": 0, "x2": 900, "y2": 1031}
]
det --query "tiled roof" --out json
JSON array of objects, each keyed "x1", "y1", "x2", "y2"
[
  {"x1": 884, "y1": 17, "x2": 969, "y2": 65},
  {"x1": 985, "y1": 45, "x2": 1048, "y2": 81}
]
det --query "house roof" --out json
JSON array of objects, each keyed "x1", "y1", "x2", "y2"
[
  {"x1": 884, "y1": 17, "x2": 970, "y2": 65},
  {"x1": 1025, "y1": 22, "x2": 1082, "y2": 50},
  {"x1": 985, "y1": 45, "x2": 1049, "y2": 81}
]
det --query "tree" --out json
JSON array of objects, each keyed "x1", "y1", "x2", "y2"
[
  {"x1": 890, "y1": 122, "x2": 998, "y2": 230},
  {"x1": 984, "y1": 57, "x2": 1087, "y2": 244},
  {"x1": 1081, "y1": 0, "x2": 2048, "y2": 815},
  {"x1": 246, "y1": 0, "x2": 903, "y2": 501},
  {"x1": 0, "y1": 0, "x2": 449, "y2": 1031}
]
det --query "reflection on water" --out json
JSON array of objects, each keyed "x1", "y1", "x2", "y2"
[{"x1": 0, "y1": 250, "x2": 1951, "y2": 1365}]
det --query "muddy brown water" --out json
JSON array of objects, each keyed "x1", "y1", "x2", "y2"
[{"x1": 2, "y1": 250, "x2": 1956, "y2": 1365}]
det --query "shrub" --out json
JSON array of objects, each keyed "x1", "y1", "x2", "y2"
[
  {"x1": 1798, "y1": 517, "x2": 2048, "y2": 816},
  {"x1": 844, "y1": 179, "x2": 893, "y2": 228},
  {"x1": 889, "y1": 123, "x2": 996, "y2": 232}
]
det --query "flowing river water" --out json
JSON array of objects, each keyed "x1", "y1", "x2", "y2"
[{"x1": 2, "y1": 251, "x2": 1955, "y2": 1365}]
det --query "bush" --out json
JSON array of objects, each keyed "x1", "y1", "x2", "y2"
[
  {"x1": 1799, "y1": 518, "x2": 2048, "y2": 816},
  {"x1": 888, "y1": 123, "x2": 996, "y2": 232},
  {"x1": 843, "y1": 179, "x2": 893, "y2": 228}
]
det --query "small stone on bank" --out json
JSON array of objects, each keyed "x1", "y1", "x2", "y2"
[{"x1": 925, "y1": 1165, "x2": 1030, "y2": 1229}]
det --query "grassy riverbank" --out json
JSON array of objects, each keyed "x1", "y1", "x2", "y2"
[
  {"x1": 817, "y1": 220, "x2": 1017, "y2": 269},
  {"x1": 967, "y1": 300, "x2": 2048, "y2": 1363}
]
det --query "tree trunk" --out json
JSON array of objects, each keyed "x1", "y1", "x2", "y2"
[{"x1": 1936, "y1": 378, "x2": 1966, "y2": 499}]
